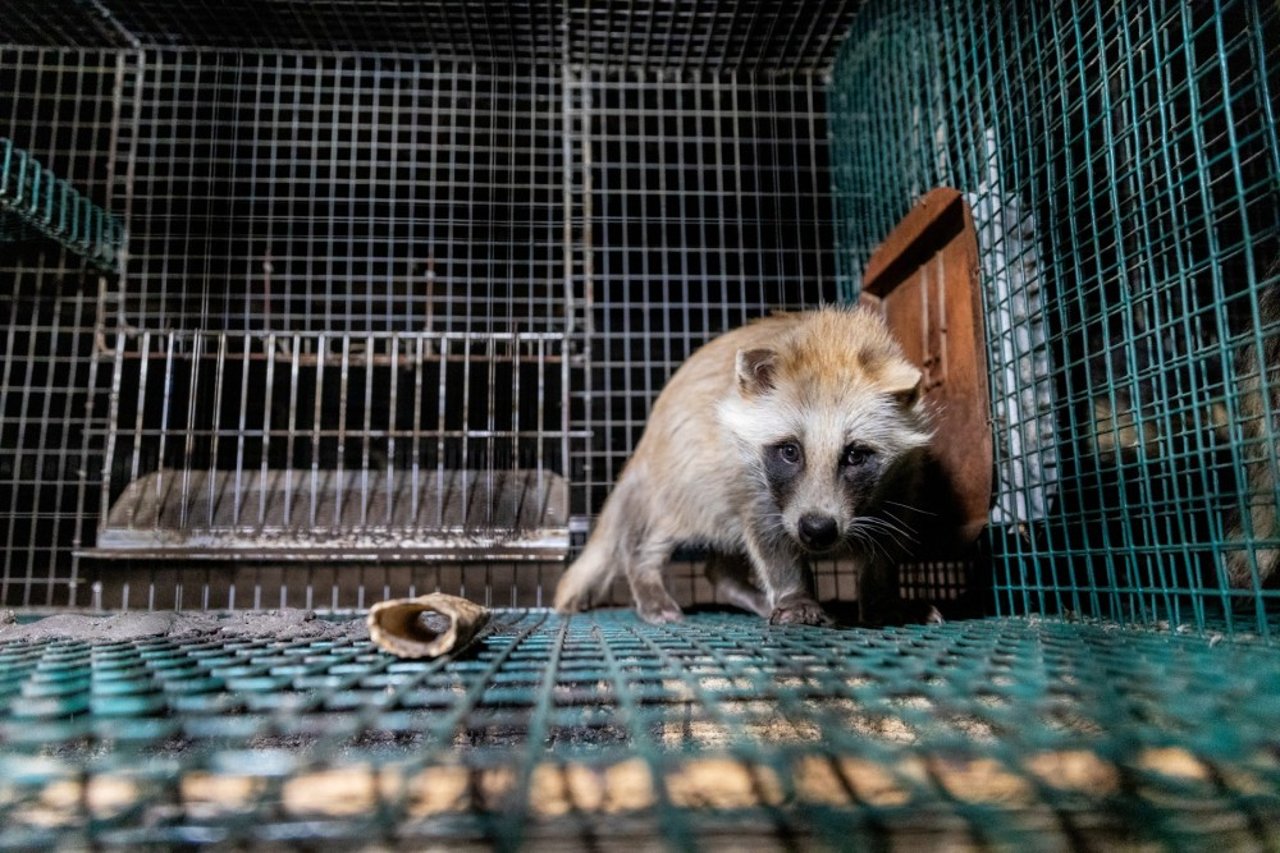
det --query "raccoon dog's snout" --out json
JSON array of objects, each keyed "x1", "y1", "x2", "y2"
[{"x1": 797, "y1": 513, "x2": 839, "y2": 550}]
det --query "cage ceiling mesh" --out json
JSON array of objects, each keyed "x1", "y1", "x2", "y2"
[
  {"x1": 1, "y1": 610, "x2": 1279, "y2": 848},
  {"x1": 0, "y1": 0, "x2": 865, "y2": 71}
]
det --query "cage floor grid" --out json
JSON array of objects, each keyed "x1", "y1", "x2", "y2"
[{"x1": 2, "y1": 610, "x2": 1279, "y2": 849}]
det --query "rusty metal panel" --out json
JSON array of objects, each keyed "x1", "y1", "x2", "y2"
[{"x1": 861, "y1": 187, "x2": 993, "y2": 542}]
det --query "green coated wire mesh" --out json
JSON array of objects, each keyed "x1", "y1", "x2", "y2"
[
  {"x1": 2, "y1": 610, "x2": 1279, "y2": 848},
  {"x1": 3, "y1": 0, "x2": 1280, "y2": 846},
  {"x1": 0, "y1": 137, "x2": 124, "y2": 271},
  {"x1": 829, "y1": 0, "x2": 1280, "y2": 637}
]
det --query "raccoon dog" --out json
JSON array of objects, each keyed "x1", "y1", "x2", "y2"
[
  {"x1": 554, "y1": 307, "x2": 933, "y2": 625},
  {"x1": 1224, "y1": 263, "x2": 1280, "y2": 588}
]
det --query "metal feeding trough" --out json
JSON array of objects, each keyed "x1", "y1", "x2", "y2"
[
  {"x1": 87, "y1": 467, "x2": 569, "y2": 561},
  {"x1": 85, "y1": 328, "x2": 574, "y2": 563}
]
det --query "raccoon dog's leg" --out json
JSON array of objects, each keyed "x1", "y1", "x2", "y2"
[
  {"x1": 554, "y1": 474, "x2": 682, "y2": 622},
  {"x1": 744, "y1": 529, "x2": 832, "y2": 626},
  {"x1": 625, "y1": 537, "x2": 683, "y2": 624},
  {"x1": 704, "y1": 552, "x2": 770, "y2": 618}
]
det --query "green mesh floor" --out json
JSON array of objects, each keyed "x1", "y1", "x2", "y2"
[{"x1": 2, "y1": 610, "x2": 1279, "y2": 848}]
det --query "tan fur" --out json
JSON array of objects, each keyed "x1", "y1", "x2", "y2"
[
  {"x1": 1224, "y1": 268, "x2": 1280, "y2": 588},
  {"x1": 554, "y1": 307, "x2": 932, "y2": 624}
]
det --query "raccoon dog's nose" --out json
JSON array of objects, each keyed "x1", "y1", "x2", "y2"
[{"x1": 798, "y1": 514, "x2": 839, "y2": 550}]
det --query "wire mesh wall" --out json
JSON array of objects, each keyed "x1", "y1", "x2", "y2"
[
  {"x1": 0, "y1": 48, "x2": 120, "y2": 607},
  {"x1": 1, "y1": 4, "x2": 854, "y2": 608},
  {"x1": 0, "y1": 2, "x2": 866, "y2": 68},
  {"x1": 579, "y1": 68, "x2": 837, "y2": 513},
  {"x1": 830, "y1": 0, "x2": 1280, "y2": 637},
  {"x1": 114, "y1": 52, "x2": 570, "y2": 335}
]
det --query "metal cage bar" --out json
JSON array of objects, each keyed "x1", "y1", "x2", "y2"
[{"x1": 90, "y1": 330, "x2": 572, "y2": 561}]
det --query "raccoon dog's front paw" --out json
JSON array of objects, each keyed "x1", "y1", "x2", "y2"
[
  {"x1": 636, "y1": 592, "x2": 684, "y2": 624},
  {"x1": 768, "y1": 596, "x2": 834, "y2": 627}
]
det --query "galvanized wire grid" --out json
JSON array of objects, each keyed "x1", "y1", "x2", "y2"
[
  {"x1": 566, "y1": 2, "x2": 865, "y2": 72},
  {"x1": 0, "y1": 4, "x2": 132, "y2": 51},
  {"x1": 0, "y1": 1, "x2": 865, "y2": 70},
  {"x1": 3, "y1": 5, "x2": 852, "y2": 611},
  {"x1": 829, "y1": 0, "x2": 1280, "y2": 636},
  {"x1": 116, "y1": 51, "x2": 569, "y2": 336},
  {"x1": 1, "y1": 611, "x2": 1277, "y2": 848},
  {"x1": 0, "y1": 138, "x2": 125, "y2": 269},
  {"x1": 0, "y1": 48, "x2": 119, "y2": 608},
  {"x1": 579, "y1": 68, "x2": 837, "y2": 513},
  {"x1": 93, "y1": 329, "x2": 572, "y2": 560},
  {"x1": 0, "y1": 49, "x2": 119, "y2": 275}
]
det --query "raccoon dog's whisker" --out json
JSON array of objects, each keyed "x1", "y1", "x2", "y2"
[
  {"x1": 852, "y1": 517, "x2": 914, "y2": 554},
  {"x1": 883, "y1": 499, "x2": 937, "y2": 517},
  {"x1": 877, "y1": 510, "x2": 920, "y2": 541},
  {"x1": 850, "y1": 520, "x2": 901, "y2": 559},
  {"x1": 847, "y1": 526, "x2": 888, "y2": 562},
  {"x1": 858, "y1": 514, "x2": 912, "y2": 538}
]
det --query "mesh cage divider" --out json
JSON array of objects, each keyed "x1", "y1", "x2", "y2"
[
  {"x1": 829, "y1": 0, "x2": 1280, "y2": 638},
  {"x1": 0, "y1": 48, "x2": 119, "y2": 608}
]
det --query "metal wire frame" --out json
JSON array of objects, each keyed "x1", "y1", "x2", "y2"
[
  {"x1": 81, "y1": 561, "x2": 571, "y2": 613},
  {"x1": 1, "y1": 611, "x2": 1277, "y2": 848},
  {"x1": 566, "y1": 1, "x2": 866, "y2": 73},
  {"x1": 0, "y1": 49, "x2": 122, "y2": 276},
  {"x1": 0, "y1": 0, "x2": 866, "y2": 72},
  {"x1": 576, "y1": 66, "x2": 839, "y2": 517},
  {"x1": 91, "y1": 329, "x2": 574, "y2": 561},
  {"x1": 113, "y1": 51, "x2": 572, "y2": 336},
  {"x1": 0, "y1": 38, "x2": 850, "y2": 609},
  {"x1": 830, "y1": 0, "x2": 1280, "y2": 636},
  {"x1": 0, "y1": 48, "x2": 121, "y2": 608},
  {"x1": 0, "y1": 137, "x2": 125, "y2": 269}
]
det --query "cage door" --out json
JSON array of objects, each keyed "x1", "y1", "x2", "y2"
[{"x1": 84, "y1": 330, "x2": 571, "y2": 561}]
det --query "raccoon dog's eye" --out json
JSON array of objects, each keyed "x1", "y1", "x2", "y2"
[
  {"x1": 776, "y1": 442, "x2": 802, "y2": 465},
  {"x1": 843, "y1": 445, "x2": 873, "y2": 467}
]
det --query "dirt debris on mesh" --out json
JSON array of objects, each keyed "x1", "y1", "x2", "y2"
[{"x1": 0, "y1": 609, "x2": 369, "y2": 643}]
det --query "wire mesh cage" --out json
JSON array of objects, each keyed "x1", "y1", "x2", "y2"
[
  {"x1": 829, "y1": 0, "x2": 1280, "y2": 636},
  {"x1": 2, "y1": 0, "x2": 1280, "y2": 848}
]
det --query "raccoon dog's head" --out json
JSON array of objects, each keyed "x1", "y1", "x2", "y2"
[{"x1": 718, "y1": 308, "x2": 933, "y2": 556}]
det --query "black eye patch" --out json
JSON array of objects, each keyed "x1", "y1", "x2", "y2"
[{"x1": 763, "y1": 441, "x2": 804, "y2": 505}]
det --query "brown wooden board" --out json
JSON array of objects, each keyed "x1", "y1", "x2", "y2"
[{"x1": 861, "y1": 188, "x2": 993, "y2": 543}]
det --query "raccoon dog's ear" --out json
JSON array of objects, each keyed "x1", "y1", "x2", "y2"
[
  {"x1": 882, "y1": 361, "x2": 923, "y2": 406},
  {"x1": 736, "y1": 348, "x2": 777, "y2": 397}
]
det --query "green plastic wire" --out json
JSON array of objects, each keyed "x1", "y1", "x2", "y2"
[
  {"x1": 1, "y1": 610, "x2": 1279, "y2": 848},
  {"x1": 828, "y1": 0, "x2": 1280, "y2": 638},
  {"x1": 0, "y1": 137, "x2": 124, "y2": 271}
]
